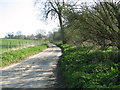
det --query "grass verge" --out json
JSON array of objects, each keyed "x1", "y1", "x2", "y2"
[
  {"x1": 1, "y1": 43, "x2": 48, "y2": 67},
  {"x1": 54, "y1": 42, "x2": 120, "y2": 88}
]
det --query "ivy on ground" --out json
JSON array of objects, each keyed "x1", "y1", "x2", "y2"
[{"x1": 54, "y1": 42, "x2": 120, "y2": 88}]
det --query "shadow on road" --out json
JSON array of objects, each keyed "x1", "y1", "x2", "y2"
[
  {"x1": 1, "y1": 45, "x2": 66, "y2": 89},
  {"x1": 47, "y1": 56, "x2": 67, "y2": 88}
]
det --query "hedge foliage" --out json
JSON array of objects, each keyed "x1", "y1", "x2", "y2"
[
  {"x1": 54, "y1": 42, "x2": 120, "y2": 88},
  {"x1": 1, "y1": 44, "x2": 48, "y2": 67}
]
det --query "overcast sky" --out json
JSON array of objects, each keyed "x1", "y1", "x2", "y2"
[{"x1": 0, "y1": 0, "x2": 59, "y2": 38}]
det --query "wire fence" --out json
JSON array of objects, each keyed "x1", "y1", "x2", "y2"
[{"x1": 1, "y1": 39, "x2": 45, "y2": 53}]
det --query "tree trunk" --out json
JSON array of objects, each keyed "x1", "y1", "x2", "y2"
[
  {"x1": 117, "y1": 38, "x2": 120, "y2": 50},
  {"x1": 116, "y1": 17, "x2": 120, "y2": 50},
  {"x1": 117, "y1": 45, "x2": 120, "y2": 50},
  {"x1": 58, "y1": 14, "x2": 66, "y2": 44},
  {"x1": 117, "y1": 11, "x2": 120, "y2": 49}
]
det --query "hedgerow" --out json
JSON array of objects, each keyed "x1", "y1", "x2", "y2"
[
  {"x1": 54, "y1": 42, "x2": 120, "y2": 88},
  {"x1": 1, "y1": 44, "x2": 48, "y2": 67}
]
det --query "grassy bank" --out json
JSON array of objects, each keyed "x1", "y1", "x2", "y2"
[
  {"x1": 1, "y1": 44, "x2": 48, "y2": 67},
  {"x1": 54, "y1": 42, "x2": 120, "y2": 88}
]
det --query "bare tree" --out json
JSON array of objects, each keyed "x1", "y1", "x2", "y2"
[{"x1": 35, "y1": 0, "x2": 71, "y2": 44}]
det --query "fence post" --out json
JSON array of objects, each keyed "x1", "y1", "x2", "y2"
[
  {"x1": 21, "y1": 41, "x2": 23, "y2": 48},
  {"x1": 19, "y1": 41, "x2": 20, "y2": 49},
  {"x1": 20, "y1": 42, "x2": 22, "y2": 49},
  {"x1": 23, "y1": 41, "x2": 25, "y2": 48},
  {"x1": 26, "y1": 41, "x2": 27, "y2": 48},
  {"x1": 17, "y1": 41, "x2": 18, "y2": 48},
  {"x1": 22, "y1": 41, "x2": 24, "y2": 48},
  {"x1": 7, "y1": 40, "x2": 9, "y2": 52},
  {"x1": 10, "y1": 41, "x2": 12, "y2": 51}
]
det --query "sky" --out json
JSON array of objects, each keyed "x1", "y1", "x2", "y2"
[
  {"x1": 0, "y1": 0, "x2": 59, "y2": 38},
  {"x1": 0, "y1": 0, "x2": 118, "y2": 38}
]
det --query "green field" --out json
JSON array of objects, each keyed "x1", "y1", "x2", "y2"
[{"x1": 0, "y1": 38, "x2": 43, "y2": 53}]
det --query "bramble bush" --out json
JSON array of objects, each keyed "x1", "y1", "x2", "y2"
[
  {"x1": 54, "y1": 42, "x2": 120, "y2": 88},
  {"x1": 1, "y1": 44, "x2": 48, "y2": 67}
]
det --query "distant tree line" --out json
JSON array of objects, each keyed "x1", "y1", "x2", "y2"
[
  {"x1": 48, "y1": 29, "x2": 62, "y2": 42},
  {"x1": 5, "y1": 30, "x2": 47, "y2": 40}
]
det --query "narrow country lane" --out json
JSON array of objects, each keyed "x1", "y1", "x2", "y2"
[{"x1": 0, "y1": 43, "x2": 64, "y2": 88}]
